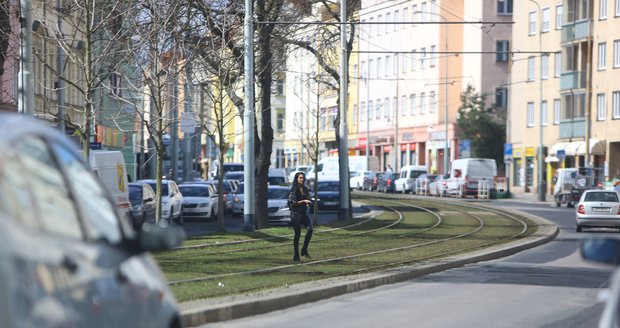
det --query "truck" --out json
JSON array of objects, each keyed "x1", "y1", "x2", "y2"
[
  {"x1": 553, "y1": 168, "x2": 594, "y2": 207},
  {"x1": 306, "y1": 155, "x2": 379, "y2": 184},
  {"x1": 444, "y1": 158, "x2": 497, "y2": 198},
  {"x1": 89, "y1": 150, "x2": 131, "y2": 219}
]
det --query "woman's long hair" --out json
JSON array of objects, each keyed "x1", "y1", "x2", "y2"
[{"x1": 291, "y1": 172, "x2": 306, "y2": 192}]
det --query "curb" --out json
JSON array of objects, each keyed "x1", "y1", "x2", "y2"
[{"x1": 180, "y1": 204, "x2": 558, "y2": 327}]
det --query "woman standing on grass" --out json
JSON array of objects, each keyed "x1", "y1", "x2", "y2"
[{"x1": 288, "y1": 172, "x2": 314, "y2": 263}]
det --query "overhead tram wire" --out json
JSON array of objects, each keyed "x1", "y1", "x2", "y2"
[{"x1": 255, "y1": 20, "x2": 514, "y2": 26}]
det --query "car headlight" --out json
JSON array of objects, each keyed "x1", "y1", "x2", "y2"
[
  {"x1": 233, "y1": 197, "x2": 241, "y2": 203},
  {"x1": 197, "y1": 202, "x2": 209, "y2": 208}
]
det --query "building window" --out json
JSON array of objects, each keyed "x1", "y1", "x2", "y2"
[
  {"x1": 599, "y1": 42, "x2": 607, "y2": 70},
  {"x1": 353, "y1": 104, "x2": 358, "y2": 126},
  {"x1": 496, "y1": 87, "x2": 508, "y2": 108},
  {"x1": 377, "y1": 15, "x2": 382, "y2": 36},
  {"x1": 360, "y1": 102, "x2": 366, "y2": 122},
  {"x1": 527, "y1": 102, "x2": 535, "y2": 127},
  {"x1": 616, "y1": 0, "x2": 620, "y2": 16},
  {"x1": 420, "y1": 47, "x2": 426, "y2": 70},
  {"x1": 411, "y1": 50, "x2": 417, "y2": 71},
  {"x1": 556, "y1": 4, "x2": 563, "y2": 29},
  {"x1": 394, "y1": 10, "x2": 399, "y2": 31},
  {"x1": 498, "y1": 0, "x2": 513, "y2": 14},
  {"x1": 430, "y1": 45, "x2": 436, "y2": 67},
  {"x1": 528, "y1": 56, "x2": 535, "y2": 81},
  {"x1": 614, "y1": 40, "x2": 620, "y2": 68},
  {"x1": 496, "y1": 40, "x2": 509, "y2": 62},
  {"x1": 597, "y1": 93, "x2": 607, "y2": 120},
  {"x1": 368, "y1": 100, "x2": 374, "y2": 120},
  {"x1": 384, "y1": 97, "x2": 390, "y2": 118},
  {"x1": 554, "y1": 52, "x2": 562, "y2": 77},
  {"x1": 420, "y1": 93, "x2": 426, "y2": 114},
  {"x1": 276, "y1": 79, "x2": 284, "y2": 95},
  {"x1": 377, "y1": 57, "x2": 383, "y2": 77},
  {"x1": 385, "y1": 55, "x2": 391, "y2": 76},
  {"x1": 410, "y1": 94, "x2": 417, "y2": 115},
  {"x1": 385, "y1": 13, "x2": 390, "y2": 35},
  {"x1": 613, "y1": 91, "x2": 620, "y2": 118},
  {"x1": 369, "y1": 17, "x2": 374, "y2": 37},
  {"x1": 553, "y1": 99, "x2": 561, "y2": 124},
  {"x1": 529, "y1": 11, "x2": 537, "y2": 35},
  {"x1": 541, "y1": 100, "x2": 548, "y2": 126},
  {"x1": 429, "y1": 92, "x2": 436, "y2": 113},
  {"x1": 412, "y1": 4, "x2": 419, "y2": 22},
  {"x1": 542, "y1": 7, "x2": 550, "y2": 32},
  {"x1": 277, "y1": 113, "x2": 284, "y2": 132},
  {"x1": 402, "y1": 96, "x2": 408, "y2": 116},
  {"x1": 375, "y1": 99, "x2": 381, "y2": 119},
  {"x1": 601, "y1": 0, "x2": 608, "y2": 19},
  {"x1": 542, "y1": 54, "x2": 549, "y2": 79},
  {"x1": 403, "y1": 7, "x2": 409, "y2": 27},
  {"x1": 369, "y1": 59, "x2": 374, "y2": 78}
]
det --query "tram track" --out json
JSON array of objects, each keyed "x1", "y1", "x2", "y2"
[{"x1": 164, "y1": 193, "x2": 532, "y2": 290}]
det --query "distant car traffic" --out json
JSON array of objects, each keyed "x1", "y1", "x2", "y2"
[
  {"x1": 231, "y1": 183, "x2": 245, "y2": 216},
  {"x1": 350, "y1": 170, "x2": 375, "y2": 190},
  {"x1": 128, "y1": 182, "x2": 157, "y2": 229},
  {"x1": 428, "y1": 174, "x2": 449, "y2": 197},
  {"x1": 364, "y1": 172, "x2": 383, "y2": 191},
  {"x1": 179, "y1": 184, "x2": 218, "y2": 221},
  {"x1": 414, "y1": 173, "x2": 439, "y2": 195},
  {"x1": 576, "y1": 189, "x2": 620, "y2": 232},
  {"x1": 377, "y1": 172, "x2": 399, "y2": 193},
  {"x1": 288, "y1": 165, "x2": 312, "y2": 182},
  {"x1": 139, "y1": 179, "x2": 184, "y2": 224},
  {"x1": 0, "y1": 113, "x2": 185, "y2": 327}
]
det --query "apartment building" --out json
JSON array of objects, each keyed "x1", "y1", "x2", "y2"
[
  {"x1": 357, "y1": 0, "x2": 511, "y2": 173},
  {"x1": 510, "y1": 0, "x2": 620, "y2": 196}
]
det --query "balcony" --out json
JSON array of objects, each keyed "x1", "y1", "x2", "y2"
[
  {"x1": 559, "y1": 119, "x2": 585, "y2": 139},
  {"x1": 560, "y1": 71, "x2": 586, "y2": 90},
  {"x1": 561, "y1": 20, "x2": 590, "y2": 43}
]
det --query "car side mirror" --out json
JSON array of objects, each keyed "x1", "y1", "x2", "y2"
[
  {"x1": 581, "y1": 238, "x2": 620, "y2": 265},
  {"x1": 131, "y1": 223, "x2": 186, "y2": 253}
]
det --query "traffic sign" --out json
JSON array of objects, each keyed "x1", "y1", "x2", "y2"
[{"x1": 504, "y1": 143, "x2": 512, "y2": 161}]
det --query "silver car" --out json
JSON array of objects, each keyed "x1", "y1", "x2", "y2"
[
  {"x1": 267, "y1": 186, "x2": 292, "y2": 226},
  {"x1": 576, "y1": 189, "x2": 620, "y2": 232},
  {"x1": 179, "y1": 184, "x2": 218, "y2": 220},
  {"x1": 0, "y1": 113, "x2": 185, "y2": 328}
]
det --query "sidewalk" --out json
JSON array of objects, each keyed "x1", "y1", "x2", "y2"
[{"x1": 177, "y1": 199, "x2": 558, "y2": 327}]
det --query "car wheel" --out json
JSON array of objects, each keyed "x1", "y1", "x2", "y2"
[
  {"x1": 168, "y1": 209, "x2": 174, "y2": 223},
  {"x1": 576, "y1": 225, "x2": 582, "y2": 232}
]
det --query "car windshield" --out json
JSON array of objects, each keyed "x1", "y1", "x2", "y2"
[
  {"x1": 318, "y1": 182, "x2": 340, "y2": 191},
  {"x1": 128, "y1": 185, "x2": 142, "y2": 202},
  {"x1": 584, "y1": 192, "x2": 619, "y2": 202},
  {"x1": 147, "y1": 182, "x2": 168, "y2": 195},
  {"x1": 268, "y1": 188, "x2": 289, "y2": 199},
  {"x1": 179, "y1": 186, "x2": 210, "y2": 197},
  {"x1": 224, "y1": 172, "x2": 244, "y2": 181},
  {"x1": 268, "y1": 177, "x2": 286, "y2": 185}
]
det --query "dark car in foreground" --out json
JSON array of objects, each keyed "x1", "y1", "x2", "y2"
[
  {"x1": 0, "y1": 113, "x2": 185, "y2": 328},
  {"x1": 576, "y1": 189, "x2": 620, "y2": 232},
  {"x1": 312, "y1": 180, "x2": 341, "y2": 211},
  {"x1": 581, "y1": 238, "x2": 620, "y2": 328}
]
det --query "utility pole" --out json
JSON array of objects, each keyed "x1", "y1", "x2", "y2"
[
  {"x1": 243, "y1": 0, "x2": 255, "y2": 231},
  {"x1": 56, "y1": 0, "x2": 65, "y2": 131},
  {"x1": 18, "y1": 0, "x2": 34, "y2": 115},
  {"x1": 338, "y1": 0, "x2": 351, "y2": 220}
]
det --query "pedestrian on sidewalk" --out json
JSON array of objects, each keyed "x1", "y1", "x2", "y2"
[
  {"x1": 385, "y1": 164, "x2": 393, "y2": 174},
  {"x1": 288, "y1": 172, "x2": 314, "y2": 263}
]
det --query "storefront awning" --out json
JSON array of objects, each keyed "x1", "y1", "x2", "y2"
[
  {"x1": 564, "y1": 141, "x2": 582, "y2": 156},
  {"x1": 566, "y1": 139, "x2": 606, "y2": 156},
  {"x1": 545, "y1": 156, "x2": 559, "y2": 163},
  {"x1": 549, "y1": 142, "x2": 569, "y2": 156}
]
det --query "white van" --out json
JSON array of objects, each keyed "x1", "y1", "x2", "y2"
[
  {"x1": 394, "y1": 165, "x2": 428, "y2": 194},
  {"x1": 306, "y1": 156, "x2": 375, "y2": 183},
  {"x1": 445, "y1": 158, "x2": 497, "y2": 197},
  {"x1": 89, "y1": 150, "x2": 131, "y2": 219}
]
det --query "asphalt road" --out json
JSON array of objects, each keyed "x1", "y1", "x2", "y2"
[{"x1": 201, "y1": 198, "x2": 617, "y2": 328}]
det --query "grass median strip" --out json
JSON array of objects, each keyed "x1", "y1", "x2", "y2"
[{"x1": 155, "y1": 197, "x2": 536, "y2": 302}]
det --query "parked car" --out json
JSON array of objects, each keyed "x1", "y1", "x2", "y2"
[
  {"x1": 223, "y1": 171, "x2": 244, "y2": 183},
  {"x1": 580, "y1": 238, "x2": 620, "y2": 328},
  {"x1": 377, "y1": 172, "x2": 399, "y2": 193},
  {"x1": 312, "y1": 180, "x2": 341, "y2": 211},
  {"x1": 268, "y1": 168, "x2": 289, "y2": 186},
  {"x1": 140, "y1": 179, "x2": 184, "y2": 224},
  {"x1": 196, "y1": 180, "x2": 237, "y2": 215},
  {"x1": 575, "y1": 189, "x2": 620, "y2": 232},
  {"x1": 0, "y1": 113, "x2": 185, "y2": 328},
  {"x1": 267, "y1": 185, "x2": 292, "y2": 226},
  {"x1": 394, "y1": 165, "x2": 428, "y2": 194},
  {"x1": 365, "y1": 172, "x2": 383, "y2": 191},
  {"x1": 179, "y1": 184, "x2": 218, "y2": 221},
  {"x1": 414, "y1": 173, "x2": 439, "y2": 195},
  {"x1": 231, "y1": 183, "x2": 245, "y2": 217},
  {"x1": 210, "y1": 162, "x2": 244, "y2": 180},
  {"x1": 350, "y1": 170, "x2": 375, "y2": 190},
  {"x1": 428, "y1": 174, "x2": 450, "y2": 197},
  {"x1": 128, "y1": 182, "x2": 157, "y2": 229},
  {"x1": 445, "y1": 158, "x2": 497, "y2": 198}
]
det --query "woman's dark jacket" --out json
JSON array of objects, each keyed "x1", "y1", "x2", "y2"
[{"x1": 288, "y1": 184, "x2": 310, "y2": 220}]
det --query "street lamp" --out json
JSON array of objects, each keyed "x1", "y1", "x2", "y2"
[
  {"x1": 530, "y1": 0, "x2": 546, "y2": 202},
  {"x1": 414, "y1": 11, "x2": 450, "y2": 175}
]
